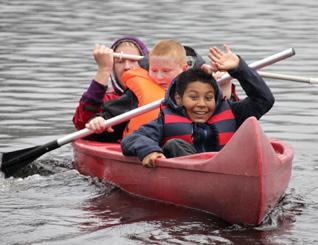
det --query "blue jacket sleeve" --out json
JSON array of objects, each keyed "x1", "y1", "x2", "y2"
[
  {"x1": 229, "y1": 57, "x2": 275, "y2": 127},
  {"x1": 121, "y1": 113, "x2": 165, "y2": 161}
]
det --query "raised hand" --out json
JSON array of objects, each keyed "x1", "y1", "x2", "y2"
[
  {"x1": 94, "y1": 44, "x2": 114, "y2": 69},
  {"x1": 94, "y1": 44, "x2": 114, "y2": 85},
  {"x1": 208, "y1": 44, "x2": 239, "y2": 72}
]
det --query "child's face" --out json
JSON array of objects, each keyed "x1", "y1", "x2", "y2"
[
  {"x1": 175, "y1": 81, "x2": 216, "y2": 123},
  {"x1": 114, "y1": 44, "x2": 140, "y2": 83},
  {"x1": 149, "y1": 56, "x2": 187, "y2": 90}
]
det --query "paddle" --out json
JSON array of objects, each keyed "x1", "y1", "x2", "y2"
[
  {"x1": 114, "y1": 49, "x2": 308, "y2": 85},
  {"x1": 0, "y1": 48, "x2": 295, "y2": 178},
  {"x1": 258, "y1": 71, "x2": 318, "y2": 84},
  {"x1": 113, "y1": 52, "x2": 143, "y2": 61},
  {"x1": 0, "y1": 100, "x2": 162, "y2": 178}
]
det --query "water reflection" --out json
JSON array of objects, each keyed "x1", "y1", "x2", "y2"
[{"x1": 75, "y1": 184, "x2": 306, "y2": 244}]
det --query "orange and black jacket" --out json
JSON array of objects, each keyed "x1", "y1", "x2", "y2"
[{"x1": 121, "y1": 57, "x2": 275, "y2": 161}]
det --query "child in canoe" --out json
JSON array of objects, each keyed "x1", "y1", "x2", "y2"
[
  {"x1": 121, "y1": 45, "x2": 275, "y2": 167},
  {"x1": 85, "y1": 39, "x2": 190, "y2": 141},
  {"x1": 73, "y1": 36, "x2": 149, "y2": 130}
]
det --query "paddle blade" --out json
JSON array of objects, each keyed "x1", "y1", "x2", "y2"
[{"x1": 0, "y1": 140, "x2": 59, "y2": 178}]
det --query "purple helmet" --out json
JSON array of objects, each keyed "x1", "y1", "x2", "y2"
[{"x1": 110, "y1": 36, "x2": 148, "y2": 95}]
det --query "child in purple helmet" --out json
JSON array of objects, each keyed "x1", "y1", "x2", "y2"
[{"x1": 73, "y1": 36, "x2": 148, "y2": 130}]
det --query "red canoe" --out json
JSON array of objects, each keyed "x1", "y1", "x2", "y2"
[{"x1": 72, "y1": 117, "x2": 294, "y2": 225}]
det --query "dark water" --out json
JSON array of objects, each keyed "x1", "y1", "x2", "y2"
[{"x1": 1, "y1": 0, "x2": 318, "y2": 244}]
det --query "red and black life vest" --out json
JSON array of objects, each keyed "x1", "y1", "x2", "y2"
[{"x1": 161, "y1": 100, "x2": 237, "y2": 151}]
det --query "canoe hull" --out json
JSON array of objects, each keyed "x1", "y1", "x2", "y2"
[{"x1": 72, "y1": 117, "x2": 293, "y2": 225}]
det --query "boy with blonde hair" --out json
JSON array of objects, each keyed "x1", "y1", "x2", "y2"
[{"x1": 148, "y1": 39, "x2": 188, "y2": 89}]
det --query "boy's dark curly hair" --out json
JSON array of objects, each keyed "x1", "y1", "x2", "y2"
[{"x1": 175, "y1": 68, "x2": 218, "y2": 97}]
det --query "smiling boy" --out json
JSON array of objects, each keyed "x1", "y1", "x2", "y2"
[{"x1": 121, "y1": 45, "x2": 275, "y2": 167}]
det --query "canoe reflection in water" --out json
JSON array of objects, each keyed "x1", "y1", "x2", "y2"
[{"x1": 77, "y1": 181, "x2": 304, "y2": 245}]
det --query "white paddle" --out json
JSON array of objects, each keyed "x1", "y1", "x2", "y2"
[
  {"x1": 112, "y1": 49, "x2": 315, "y2": 85},
  {"x1": 258, "y1": 71, "x2": 318, "y2": 84}
]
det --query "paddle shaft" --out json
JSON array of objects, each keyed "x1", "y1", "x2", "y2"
[
  {"x1": 258, "y1": 71, "x2": 318, "y2": 84},
  {"x1": 212, "y1": 48, "x2": 296, "y2": 85},
  {"x1": 113, "y1": 48, "x2": 297, "y2": 85},
  {"x1": 57, "y1": 99, "x2": 163, "y2": 145},
  {"x1": 113, "y1": 52, "x2": 143, "y2": 61}
]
